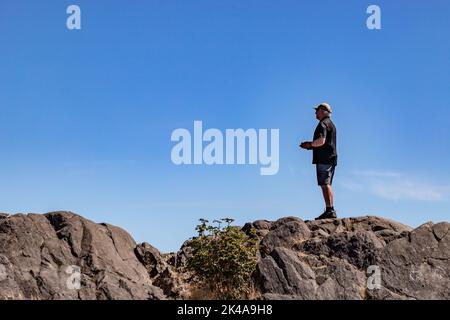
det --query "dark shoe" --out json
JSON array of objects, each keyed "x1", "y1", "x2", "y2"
[{"x1": 315, "y1": 209, "x2": 337, "y2": 220}]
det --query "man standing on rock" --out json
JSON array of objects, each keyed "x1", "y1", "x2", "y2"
[{"x1": 300, "y1": 103, "x2": 338, "y2": 220}]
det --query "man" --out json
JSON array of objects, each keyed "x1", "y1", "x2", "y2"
[{"x1": 300, "y1": 103, "x2": 338, "y2": 220}]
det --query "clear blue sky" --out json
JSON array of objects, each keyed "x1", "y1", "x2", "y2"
[{"x1": 1, "y1": 0, "x2": 449, "y2": 252}]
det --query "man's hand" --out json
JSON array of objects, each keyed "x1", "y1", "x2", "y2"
[{"x1": 300, "y1": 141, "x2": 312, "y2": 150}]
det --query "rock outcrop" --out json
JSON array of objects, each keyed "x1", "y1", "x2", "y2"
[
  {"x1": 0, "y1": 211, "x2": 449, "y2": 300},
  {"x1": 247, "y1": 216, "x2": 450, "y2": 300},
  {"x1": 0, "y1": 212, "x2": 164, "y2": 299}
]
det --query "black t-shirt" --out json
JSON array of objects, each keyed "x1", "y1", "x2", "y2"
[{"x1": 312, "y1": 116, "x2": 337, "y2": 165}]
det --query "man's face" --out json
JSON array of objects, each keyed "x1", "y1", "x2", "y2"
[{"x1": 315, "y1": 108, "x2": 324, "y2": 120}]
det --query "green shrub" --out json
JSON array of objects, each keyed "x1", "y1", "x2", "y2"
[{"x1": 186, "y1": 218, "x2": 259, "y2": 299}]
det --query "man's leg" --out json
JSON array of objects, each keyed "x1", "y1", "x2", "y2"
[
  {"x1": 315, "y1": 164, "x2": 337, "y2": 219},
  {"x1": 320, "y1": 184, "x2": 333, "y2": 208}
]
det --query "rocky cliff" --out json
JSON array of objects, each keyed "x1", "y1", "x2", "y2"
[{"x1": 0, "y1": 211, "x2": 448, "y2": 300}]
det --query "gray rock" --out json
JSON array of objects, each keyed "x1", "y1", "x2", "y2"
[
  {"x1": 257, "y1": 246, "x2": 366, "y2": 300},
  {"x1": 432, "y1": 222, "x2": 450, "y2": 241},
  {"x1": 1, "y1": 211, "x2": 448, "y2": 300},
  {"x1": 260, "y1": 217, "x2": 310, "y2": 254},
  {"x1": 375, "y1": 222, "x2": 450, "y2": 299},
  {"x1": 0, "y1": 211, "x2": 164, "y2": 300},
  {"x1": 135, "y1": 242, "x2": 189, "y2": 299},
  {"x1": 256, "y1": 216, "x2": 449, "y2": 300},
  {"x1": 135, "y1": 242, "x2": 165, "y2": 278},
  {"x1": 243, "y1": 220, "x2": 272, "y2": 238}
]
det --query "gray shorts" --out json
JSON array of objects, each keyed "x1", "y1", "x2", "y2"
[{"x1": 316, "y1": 164, "x2": 336, "y2": 186}]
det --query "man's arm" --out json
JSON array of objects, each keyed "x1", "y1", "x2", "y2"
[
  {"x1": 311, "y1": 136, "x2": 326, "y2": 148},
  {"x1": 300, "y1": 123, "x2": 327, "y2": 149},
  {"x1": 299, "y1": 136, "x2": 325, "y2": 150}
]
